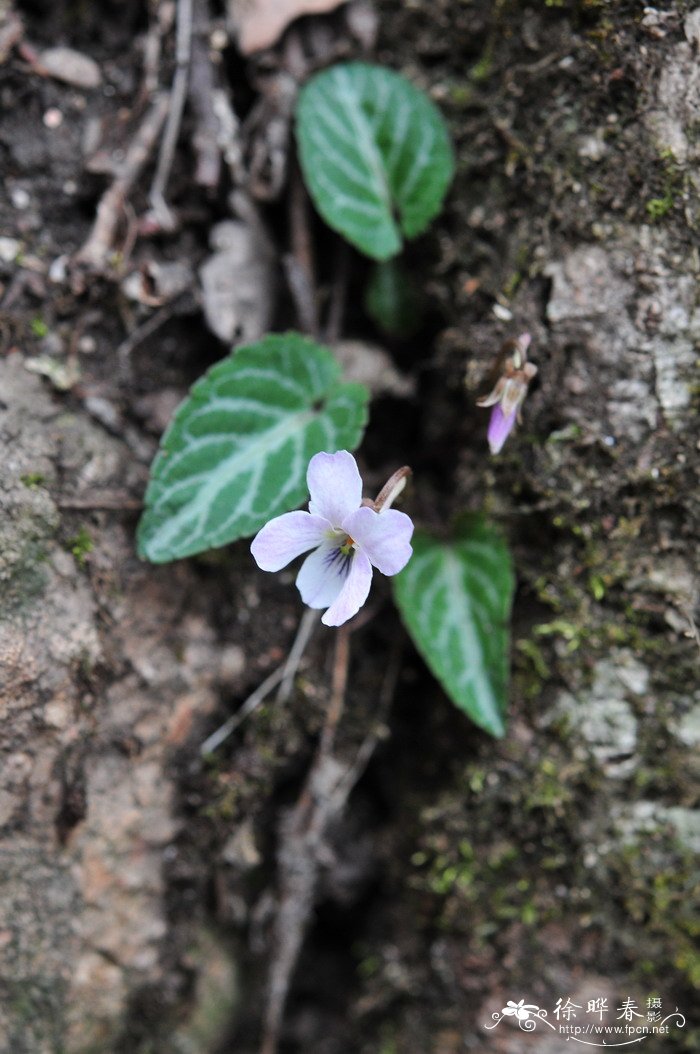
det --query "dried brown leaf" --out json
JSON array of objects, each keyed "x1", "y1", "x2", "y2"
[{"x1": 228, "y1": 0, "x2": 346, "y2": 55}]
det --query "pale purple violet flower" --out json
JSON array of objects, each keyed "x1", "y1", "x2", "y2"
[
  {"x1": 487, "y1": 405, "x2": 518, "y2": 455},
  {"x1": 477, "y1": 333, "x2": 537, "y2": 454},
  {"x1": 250, "y1": 451, "x2": 414, "y2": 628}
]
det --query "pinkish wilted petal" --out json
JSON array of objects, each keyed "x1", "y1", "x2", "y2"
[
  {"x1": 251, "y1": 511, "x2": 329, "y2": 572},
  {"x1": 322, "y1": 550, "x2": 373, "y2": 627},
  {"x1": 307, "y1": 450, "x2": 362, "y2": 526},
  {"x1": 296, "y1": 541, "x2": 349, "y2": 609},
  {"x1": 488, "y1": 405, "x2": 517, "y2": 454},
  {"x1": 516, "y1": 332, "x2": 531, "y2": 354},
  {"x1": 342, "y1": 506, "x2": 413, "y2": 576}
]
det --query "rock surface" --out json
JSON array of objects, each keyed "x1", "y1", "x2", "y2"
[{"x1": 0, "y1": 356, "x2": 242, "y2": 1052}]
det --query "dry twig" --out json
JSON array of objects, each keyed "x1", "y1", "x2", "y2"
[
  {"x1": 324, "y1": 239, "x2": 350, "y2": 343},
  {"x1": 188, "y1": 0, "x2": 221, "y2": 189},
  {"x1": 58, "y1": 494, "x2": 144, "y2": 511},
  {"x1": 284, "y1": 164, "x2": 320, "y2": 337},
  {"x1": 260, "y1": 624, "x2": 352, "y2": 1054},
  {"x1": 116, "y1": 291, "x2": 190, "y2": 379},
  {"x1": 139, "y1": 0, "x2": 172, "y2": 102},
  {"x1": 149, "y1": 0, "x2": 193, "y2": 229},
  {"x1": 200, "y1": 608, "x2": 319, "y2": 755},
  {"x1": 75, "y1": 93, "x2": 170, "y2": 270},
  {"x1": 260, "y1": 613, "x2": 400, "y2": 1054},
  {"x1": 277, "y1": 608, "x2": 321, "y2": 702}
]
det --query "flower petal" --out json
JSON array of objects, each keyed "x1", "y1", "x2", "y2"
[
  {"x1": 307, "y1": 450, "x2": 362, "y2": 526},
  {"x1": 251, "y1": 511, "x2": 329, "y2": 572},
  {"x1": 296, "y1": 542, "x2": 349, "y2": 609},
  {"x1": 487, "y1": 405, "x2": 517, "y2": 454},
  {"x1": 342, "y1": 506, "x2": 413, "y2": 576},
  {"x1": 322, "y1": 550, "x2": 372, "y2": 627}
]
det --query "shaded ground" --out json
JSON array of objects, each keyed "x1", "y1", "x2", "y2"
[{"x1": 0, "y1": 1, "x2": 698, "y2": 1052}]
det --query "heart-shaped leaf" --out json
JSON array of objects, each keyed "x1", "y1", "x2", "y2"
[
  {"x1": 393, "y1": 519, "x2": 514, "y2": 737},
  {"x1": 296, "y1": 62, "x2": 454, "y2": 261},
  {"x1": 138, "y1": 333, "x2": 369, "y2": 563}
]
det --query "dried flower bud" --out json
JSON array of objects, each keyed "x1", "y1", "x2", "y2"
[{"x1": 476, "y1": 333, "x2": 537, "y2": 454}]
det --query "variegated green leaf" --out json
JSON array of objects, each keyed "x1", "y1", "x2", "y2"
[
  {"x1": 296, "y1": 62, "x2": 454, "y2": 260},
  {"x1": 137, "y1": 333, "x2": 369, "y2": 563},
  {"x1": 393, "y1": 519, "x2": 514, "y2": 737}
]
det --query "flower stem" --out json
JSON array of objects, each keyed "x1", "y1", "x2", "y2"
[
  {"x1": 319, "y1": 624, "x2": 350, "y2": 758},
  {"x1": 374, "y1": 465, "x2": 412, "y2": 512}
]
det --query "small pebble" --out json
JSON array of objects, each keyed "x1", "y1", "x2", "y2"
[
  {"x1": 492, "y1": 303, "x2": 513, "y2": 322},
  {"x1": 39, "y1": 46, "x2": 102, "y2": 89},
  {"x1": 43, "y1": 108, "x2": 64, "y2": 129},
  {"x1": 10, "y1": 187, "x2": 30, "y2": 209},
  {"x1": 78, "y1": 335, "x2": 97, "y2": 354},
  {"x1": 49, "y1": 255, "x2": 69, "y2": 283},
  {"x1": 0, "y1": 237, "x2": 21, "y2": 263}
]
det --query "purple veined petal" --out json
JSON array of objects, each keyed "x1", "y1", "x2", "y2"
[
  {"x1": 487, "y1": 405, "x2": 517, "y2": 454},
  {"x1": 296, "y1": 540, "x2": 350, "y2": 610},
  {"x1": 342, "y1": 506, "x2": 413, "y2": 577},
  {"x1": 251, "y1": 511, "x2": 330, "y2": 572},
  {"x1": 322, "y1": 549, "x2": 373, "y2": 627},
  {"x1": 307, "y1": 450, "x2": 363, "y2": 527}
]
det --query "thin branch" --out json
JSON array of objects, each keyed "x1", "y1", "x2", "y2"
[
  {"x1": 324, "y1": 238, "x2": 350, "y2": 344},
  {"x1": 200, "y1": 608, "x2": 319, "y2": 755},
  {"x1": 149, "y1": 0, "x2": 193, "y2": 229},
  {"x1": 334, "y1": 636, "x2": 402, "y2": 804},
  {"x1": 76, "y1": 92, "x2": 170, "y2": 269},
  {"x1": 189, "y1": 0, "x2": 221, "y2": 189},
  {"x1": 58, "y1": 495, "x2": 144, "y2": 511},
  {"x1": 260, "y1": 625, "x2": 351, "y2": 1054},
  {"x1": 284, "y1": 164, "x2": 319, "y2": 337},
  {"x1": 139, "y1": 0, "x2": 170, "y2": 103},
  {"x1": 200, "y1": 666, "x2": 286, "y2": 756},
  {"x1": 318, "y1": 623, "x2": 350, "y2": 759},
  {"x1": 117, "y1": 292, "x2": 188, "y2": 379},
  {"x1": 276, "y1": 608, "x2": 320, "y2": 703}
]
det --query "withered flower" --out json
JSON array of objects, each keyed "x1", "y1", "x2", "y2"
[{"x1": 477, "y1": 333, "x2": 537, "y2": 454}]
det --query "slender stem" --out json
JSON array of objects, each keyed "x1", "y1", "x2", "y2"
[
  {"x1": 200, "y1": 666, "x2": 285, "y2": 756},
  {"x1": 189, "y1": 0, "x2": 222, "y2": 189},
  {"x1": 149, "y1": 0, "x2": 193, "y2": 229},
  {"x1": 200, "y1": 608, "x2": 318, "y2": 755},
  {"x1": 374, "y1": 466, "x2": 412, "y2": 512},
  {"x1": 324, "y1": 238, "x2": 350, "y2": 344},
  {"x1": 76, "y1": 93, "x2": 170, "y2": 268},
  {"x1": 285, "y1": 164, "x2": 320, "y2": 337},
  {"x1": 318, "y1": 624, "x2": 350, "y2": 759},
  {"x1": 334, "y1": 636, "x2": 402, "y2": 804},
  {"x1": 276, "y1": 608, "x2": 320, "y2": 702},
  {"x1": 58, "y1": 496, "x2": 143, "y2": 511},
  {"x1": 260, "y1": 625, "x2": 352, "y2": 1054}
]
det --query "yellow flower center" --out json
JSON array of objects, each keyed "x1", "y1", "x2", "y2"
[{"x1": 339, "y1": 535, "x2": 355, "y2": 555}]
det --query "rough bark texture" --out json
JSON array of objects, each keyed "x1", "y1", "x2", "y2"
[
  {"x1": 0, "y1": 1, "x2": 698, "y2": 1052},
  {"x1": 0, "y1": 354, "x2": 247, "y2": 1051}
]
